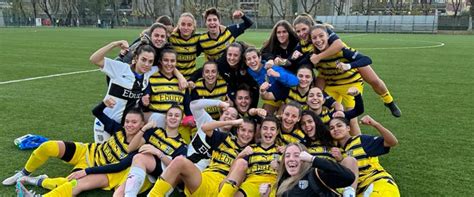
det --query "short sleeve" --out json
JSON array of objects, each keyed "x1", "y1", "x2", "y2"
[
  {"x1": 101, "y1": 57, "x2": 130, "y2": 79},
  {"x1": 360, "y1": 135, "x2": 390, "y2": 157}
]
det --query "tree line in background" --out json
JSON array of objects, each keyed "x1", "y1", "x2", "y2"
[{"x1": 5, "y1": 0, "x2": 474, "y2": 27}]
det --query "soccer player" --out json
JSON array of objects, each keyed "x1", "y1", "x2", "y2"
[
  {"x1": 7, "y1": 105, "x2": 154, "y2": 195},
  {"x1": 329, "y1": 116, "x2": 400, "y2": 197},
  {"x1": 277, "y1": 102, "x2": 306, "y2": 146},
  {"x1": 146, "y1": 118, "x2": 256, "y2": 197},
  {"x1": 245, "y1": 47, "x2": 299, "y2": 114},
  {"x1": 261, "y1": 20, "x2": 300, "y2": 73},
  {"x1": 169, "y1": 12, "x2": 202, "y2": 80},
  {"x1": 218, "y1": 116, "x2": 281, "y2": 197},
  {"x1": 199, "y1": 8, "x2": 253, "y2": 61},
  {"x1": 285, "y1": 65, "x2": 314, "y2": 107},
  {"x1": 260, "y1": 143, "x2": 355, "y2": 197},
  {"x1": 190, "y1": 61, "x2": 228, "y2": 120},
  {"x1": 89, "y1": 40, "x2": 158, "y2": 143}
]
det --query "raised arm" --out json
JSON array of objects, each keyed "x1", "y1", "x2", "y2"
[
  {"x1": 90, "y1": 40, "x2": 129, "y2": 68},
  {"x1": 201, "y1": 119, "x2": 243, "y2": 137},
  {"x1": 360, "y1": 115, "x2": 398, "y2": 147},
  {"x1": 127, "y1": 121, "x2": 156, "y2": 153}
]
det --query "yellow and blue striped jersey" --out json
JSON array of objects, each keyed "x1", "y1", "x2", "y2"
[
  {"x1": 148, "y1": 71, "x2": 185, "y2": 113},
  {"x1": 315, "y1": 47, "x2": 363, "y2": 86},
  {"x1": 169, "y1": 32, "x2": 201, "y2": 79},
  {"x1": 205, "y1": 130, "x2": 244, "y2": 175},
  {"x1": 306, "y1": 140, "x2": 336, "y2": 162},
  {"x1": 191, "y1": 78, "x2": 228, "y2": 119},
  {"x1": 88, "y1": 130, "x2": 129, "y2": 166},
  {"x1": 246, "y1": 143, "x2": 280, "y2": 176},
  {"x1": 198, "y1": 28, "x2": 236, "y2": 61},
  {"x1": 341, "y1": 135, "x2": 395, "y2": 194},
  {"x1": 285, "y1": 87, "x2": 310, "y2": 108}
]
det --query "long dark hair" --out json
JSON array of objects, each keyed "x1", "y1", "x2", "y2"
[
  {"x1": 301, "y1": 110, "x2": 334, "y2": 147},
  {"x1": 261, "y1": 20, "x2": 299, "y2": 54}
]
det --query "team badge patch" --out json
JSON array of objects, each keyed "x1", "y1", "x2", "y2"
[{"x1": 298, "y1": 180, "x2": 308, "y2": 189}]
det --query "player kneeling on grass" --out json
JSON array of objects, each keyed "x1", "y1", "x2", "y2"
[{"x1": 329, "y1": 116, "x2": 400, "y2": 197}]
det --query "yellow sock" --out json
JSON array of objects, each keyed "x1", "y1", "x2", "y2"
[
  {"x1": 41, "y1": 177, "x2": 69, "y2": 190},
  {"x1": 380, "y1": 91, "x2": 394, "y2": 104},
  {"x1": 43, "y1": 179, "x2": 76, "y2": 197},
  {"x1": 25, "y1": 141, "x2": 60, "y2": 173},
  {"x1": 148, "y1": 178, "x2": 172, "y2": 197},
  {"x1": 218, "y1": 181, "x2": 238, "y2": 197}
]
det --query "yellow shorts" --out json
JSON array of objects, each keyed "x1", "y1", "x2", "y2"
[
  {"x1": 240, "y1": 175, "x2": 277, "y2": 197},
  {"x1": 102, "y1": 167, "x2": 131, "y2": 190},
  {"x1": 68, "y1": 142, "x2": 92, "y2": 170},
  {"x1": 263, "y1": 100, "x2": 283, "y2": 108},
  {"x1": 324, "y1": 83, "x2": 363, "y2": 109},
  {"x1": 184, "y1": 171, "x2": 226, "y2": 197},
  {"x1": 357, "y1": 178, "x2": 400, "y2": 197}
]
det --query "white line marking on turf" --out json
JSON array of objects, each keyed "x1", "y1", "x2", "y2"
[
  {"x1": 0, "y1": 69, "x2": 99, "y2": 85},
  {"x1": 358, "y1": 39, "x2": 445, "y2": 50}
]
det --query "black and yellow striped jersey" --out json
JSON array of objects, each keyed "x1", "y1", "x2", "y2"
[
  {"x1": 341, "y1": 135, "x2": 395, "y2": 194},
  {"x1": 299, "y1": 39, "x2": 314, "y2": 54},
  {"x1": 143, "y1": 127, "x2": 187, "y2": 158},
  {"x1": 88, "y1": 129, "x2": 130, "y2": 167},
  {"x1": 246, "y1": 143, "x2": 280, "y2": 176},
  {"x1": 198, "y1": 28, "x2": 236, "y2": 61},
  {"x1": 277, "y1": 128, "x2": 306, "y2": 146},
  {"x1": 285, "y1": 87, "x2": 310, "y2": 107},
  {"x1": 169, "y1": 31, "x2": 202, "y2": 79},
  {"x1": 319, "y1": 107, "x2": 333, "y2": 124},
  {"x1": 190, "y1": 78, "x2": 228, "y2": 119},
  {"x1": 148, "y1": 71, "x2": 186, "y2": 113},
  {"x1": 204, "y1": 130, "x2": 244, "y2": 175},
  {"x1": 315, "y1": 47, "x2": 365, "y2": 86},
  {"x1": 306, "y1": 140, "x2": 336, "y2": 162}
]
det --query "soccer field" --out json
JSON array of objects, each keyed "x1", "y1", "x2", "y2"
[{"x1": 0, "y1": 27, "x2": 473, "y2": 196}]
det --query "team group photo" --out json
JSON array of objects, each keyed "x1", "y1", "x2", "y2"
[{"x1": 1, "y1": 0, "x2": 473, "y2": 196}]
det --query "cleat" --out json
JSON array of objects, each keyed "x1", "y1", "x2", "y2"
[
  {"x1": 16, "y1": 181, "x2": 40, "y2": 197},
  {"x1": 385, "y1": 102, "x2": 401, "y2": 117},
  {"x1": 20, "y1": 174, "x2": 48, "y2": 186},
  {"x1": 3, "y1": 171, "x2": 25, "y2": 186}
]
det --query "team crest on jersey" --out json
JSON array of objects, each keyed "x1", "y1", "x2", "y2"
[
  {"x1": 346, "y1": 149, "x2": 353, "y2": 156},
  {"x1": 298, "y1": 180, "x2": 308, "y2": 189}
]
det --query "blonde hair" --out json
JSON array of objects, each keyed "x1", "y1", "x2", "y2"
[
  {"x1": 275, "y1": 143, "x2": 312, "y2": 196},
  {"x1": 293, "y1": 13, "x2": 334, "y2": 30},
  {"x1": 177, "y1": 12, "x2": 197, "y2": 34}
]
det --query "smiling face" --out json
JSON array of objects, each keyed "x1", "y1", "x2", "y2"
[
  {"x1": 160, "y1": 52, "x2": 176, "y2": 76},
  {"x1": 226, "y1": 46, "x2": 241, "y2": 67},
  {"x1": 311, "y1": 28, "x2": 329, "y2": 51},
  {"x1": 151, "y1": 27, "x2": 167, "y2": 48},
  {"x1": 134, "y1": 51, "x2": 154, "y2": 74},
  {"x1": 166, "y1": 107, "x2": 183, "y2": 129},
  {"x1": 281, "y1": 105, "x2": 301, "y2": 132},
  {"x1": 206, "y1": 14, "x2": 220, "y2": 35},
  {"x1": 124, "y1": 113, "x2": 145, "y2": 135},
  {"x1": 276, "y1": 25, "x2": 289, "y2": 45},
  {"x1": 300, "y1": 114, "x2": 315, "y2": 138},
  {"x1": 294, "y1": 23, "x2": 310, "y2": 42},
  {"x1": 245, "y1": 51, "x2": 262, "y2": 71},
  {"x1": 235, "y1": 90, "x2": 251, "y2": 114},
  {"x1": 178, "y1": 16, "x2": 195, "y2": 38},
  {"x1": 236, "y1": 122, "x2": 255, "y2": 146},
  {"x1": 260, "y1": 120, "x2": 278, "y2": 145},
  {"x1": 297, "y1": 68, "x2": 313, "y2": 89},
  {"x1": 219, "y1": 107, "x2": 239, "y2": 130},
  {"x1": 203, "y1": 62, "x2": 218, "y2": 86},
  {"x1": 307, "y1": 87, "x2": 325, "y2": 110},
  {"x1": 284, "y1": 145, "x2": 302, "y2": 176},
  {"x1": 329, "y1": 118, "x2": 350, "y2": 141}
]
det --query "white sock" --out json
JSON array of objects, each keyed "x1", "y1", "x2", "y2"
[
  {"x1": 124, "y1": 166, "x2": 146, "y2": 197},
  {"x1": 343, "y1": 186, "x2": 356, "y2": 197}
]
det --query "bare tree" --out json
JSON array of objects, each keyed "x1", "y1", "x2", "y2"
[
  {"x1": 38, "y1": 0, "x2": 62, "y2": 24},
  {"x1": 300, "y1": 0, "x2": 321, "y2": 15},
  {"x1": 268, "y1": 0, "x2": 289, "y2": 20},
  {"x1": 333, "y1": 0, "x2": 346, "y2": 15},
  {"x1": 450, "y1": 0, "x2": 462, "y2": 17},
  {"x1": 420, "y1": 0, "x2": 433, "y2": 15},
  {"x1": 386, "y1": 0, "x2": 405, "y2": 15},
  {"x1": 471, "y1": 0, "x2": 474, "y2": 17}
]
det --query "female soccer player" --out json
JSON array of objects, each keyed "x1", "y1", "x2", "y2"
[
  {"x1": 8, "y1": 104, "x2": 153, "y2": 195},
  {"x1": 90, "y1": 40, "x2": 158, "y2": 143},
  {"x1": 260, "y1": 20, "x2": 300, "y2": 73},
  {"x1": 190, "y1": 61, "x2": 228, "y2": 120},
  {"x1": 260, "y1": 143, "x2": 355, "y2": 197},
  {"x1": 329, "y1": 116, "x2": 400, "y2": 196},
  {"x1": 169, "y1": 12, "x2": 202, "y2": 80},
  {"x1": 218, "y1": 116, "x2": 281, "y2": 197},
  {"x1": 285, "y1": 65, "x2": 314, "y2": 107},
  {"x1": 245, "y1": 47, "x2": 299, "y2": 114},
  {"x1": 277, "y1": 102, "x2": 306, "y2": 146},
  {"x1": 146, "y1": 118, "x2": 256, "y2": 197},
  {"x1": 199, "y1": 8, "x2": 253, "y2": 61}
]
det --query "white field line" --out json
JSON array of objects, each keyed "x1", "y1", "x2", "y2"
[
  {"x1": 0, "y1": 69, "x2": 100, "y2": 85},
  {"x1": 359, "y1": 39, "x2": 445, "y2": 50}
]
